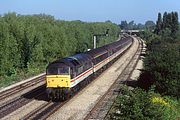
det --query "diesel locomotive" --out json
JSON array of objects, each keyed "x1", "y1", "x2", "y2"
[{"x1": 46, "y1": 36, "x2": 133, "y2": 100}]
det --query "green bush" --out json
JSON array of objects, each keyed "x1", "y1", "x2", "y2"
[
  {"x1": 109, "y1": 86, "x2": 180, "y2": 120},
  {"x1": 139, "y1": 32, "x2": 180, "y2": 97}
]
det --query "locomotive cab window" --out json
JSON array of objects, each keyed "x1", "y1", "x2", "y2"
[
  {"x1": 58, "y1": 67, "x2": 70, "y2": 75},
  {"x1": 47, "y1": 67, "x2": 70, "y2": 75},
  {"x1": 47, "y1": 67, "x2": 58, "y2": 75}
]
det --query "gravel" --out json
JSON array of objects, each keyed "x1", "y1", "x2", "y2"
[
  {"x1": 130, "y1": 39, "x2": 146, "y2": 80},
  {"x1": 1, "y1": 100, "x2": 48, "y2": 120}
]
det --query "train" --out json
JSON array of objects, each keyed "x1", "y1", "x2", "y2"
[{"x1": 46, "y1": 36, "x2": 133, "y2": 100}]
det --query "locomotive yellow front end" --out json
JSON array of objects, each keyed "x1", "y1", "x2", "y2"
[
  {"x1": 46, "y1": 63, "x2": 71, "y2": 100},
  {"x1": 46, "y1": 75, "x2": 70, "y2": 88}
]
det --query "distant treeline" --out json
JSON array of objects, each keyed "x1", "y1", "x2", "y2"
[
  {"x1": 0, "y1": 13, "x2": 120, "y2": 87},
  {"x1": 119, "y1": 20, "x2": 155, "y2": 30}
]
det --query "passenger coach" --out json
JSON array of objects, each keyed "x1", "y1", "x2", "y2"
[{"x1": 46, "y1": 36, "x2": 133, "y2": 100}]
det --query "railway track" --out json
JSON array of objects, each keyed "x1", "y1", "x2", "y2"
[
  {"x1": 21, "y1": 91, "x2": 76, "y2": 119},
  {"x1": 21, "y1": 101, "x2": 55, "y2": 120},
  {"x1": 0, "y1": 73, "x2": 46, "y2": 119},
  {"x1": 84, "y1": 37, "x2": 143, "y2": 120},
  {"x1": 20, "y1": 79, "x2": 90, "y2": 120},
  {"x1": 0, "y1": 74, "x2": 45, "y2": 101},
  {"x1": 0, "y1": 85, "x2": 47, "y2": 119}
]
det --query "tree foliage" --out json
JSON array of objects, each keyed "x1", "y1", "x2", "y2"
[
  {"x1": 0, "y1": 13, "x2": 120, "y2": 87},
  {"x1": 139, "y1": 11, "x2": 180, "y2": 98},
  {"x1": 120, "y1": 20, "x2": 155, "y2": 30},
  {"x1": 142, "y1": 40, "x2": 180, "y2": 97},
  {"x1": 145, "y1": 20, "x2": 155, "y2": 30},
  {"x1": 154, "y1": 13, "x2": 163, "y2": 34},
  {"x1": 119, "y1": 20, "x2": 146, "y2": 30},
  {"x1": 155, "y1": 12, "x2": 179, "y2": 38}
]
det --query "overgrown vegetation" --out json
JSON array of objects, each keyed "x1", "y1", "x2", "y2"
[
  {"x1": 0, "y1": 12, "x2": 120, "y2": 87},
  {"x1": 109, "y1": 87, "x2": 180, "y2": 120},
  {"x1": 109, "y1": 11, "x2": 180, "y2": 119},
  {"x1": 139, "y1": 11, "x2": 180, "y2": 97}
]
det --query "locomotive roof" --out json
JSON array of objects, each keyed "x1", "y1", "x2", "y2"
[
  {"x1": 47, "y1": 53, "x2": 92, "y2": 68},
  {"x1": 68, "y1": 53, "x2": 92, "y2": 66},
  {"x1": 47, "y1": 58, "x2": 74, "y2": 68}
]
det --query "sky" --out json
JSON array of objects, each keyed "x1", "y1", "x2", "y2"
[{"x1": 0, "y1": 0, "x2": 180, "y2": 24}]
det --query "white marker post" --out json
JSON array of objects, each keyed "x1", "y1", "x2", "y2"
[{"x1": 93, "y1": 35, "x2": 97, "y2": 49}]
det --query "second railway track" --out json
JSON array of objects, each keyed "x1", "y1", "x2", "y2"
[
  {"x1": 0, "y1": 73, "x2": 46, "y2": 119},
  {"x1": 0, "y1": 85, "x2": 47, "y2": 119},
  {"x1": 0, "y1": 74, "x2": 45, "y2": 101}
]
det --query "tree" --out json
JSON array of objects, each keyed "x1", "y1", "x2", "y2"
[
  {"x1": 156, "y1": 11, "x2": 179, "y2": 39},
  {"x1": 105, "y1": 20, "x2": 112, "y2": 23},
  {"x1": 137, "y1": 23, "x2": 145, "y2": 30},
  {"x1": 0, "y1": 19, "x2": 20, "y2": 76},
  {"x1": 171, "y1": 12, "x2": 179, "y2": 38},
  {"x1": 128, "y1": 21, "x2": 135, "y2": 30},
  {"x1": 154, "y1": 13, "x2": 162, "y2": 34},
  {"x1": 145, "y1": 21, "x2": 155, "y2": 30},
  {"x1": 162, "y1": 12, "x2": 168, "y2": 29},
  {"x1": 120, "y1": 21, "x2": 128, "y2": 30}
]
